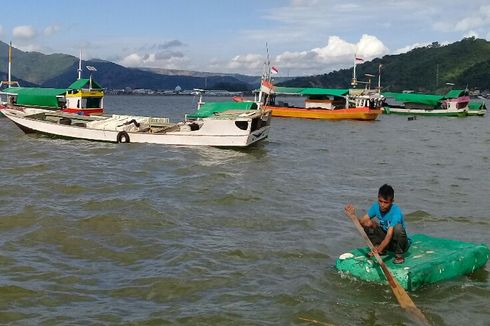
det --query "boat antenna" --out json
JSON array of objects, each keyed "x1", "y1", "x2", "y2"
[
  {"x1": 86, "y1": 65, "x2": 97, "y2": 90},
  {"x1": 265, "y1": 42, "x2": 271, "y2": 81},
  {"x1": 78, "y1": 49, "x2": 83, "y2": 80}
]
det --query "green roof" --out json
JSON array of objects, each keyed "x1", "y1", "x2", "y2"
[
  {"x1": 445, "y1": 89, "x2": 467, "y2": 98},
  {"x1": 383, "y1": 92, "x2": 445, "y2": 106},
  {"x1": 3, "y1": 87, "x2": 67, "y2": 108},
  {"x1": 273, "y1": 87, "x2": 305, "y2": 95},
  {"x1": 187, "y1": 101, "x2": 258, "y2": 119},
  {"x1": 300, "y1": 88, "x2": 349, "y2": 97},
  {"x1": 269, "y1": 87, "x2": 348, "y2": 97},
  {"x1": 67, "y1": 78, "x2": 102, "y2": 90}
]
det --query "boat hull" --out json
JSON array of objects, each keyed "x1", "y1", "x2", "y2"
[
  {"x1": 264, "y1": 105, "x2": 381, "y2": 120},
  {"x1": 1, "y1": 108, "x2": 271, "y2": 147},
  {"x1": 382, "y1": 106, "x2": 468, "y2": 117}
]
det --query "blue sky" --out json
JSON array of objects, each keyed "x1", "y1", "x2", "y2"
[{"x1": 1, "y1": 0, "x2": 489, "y2": 76}]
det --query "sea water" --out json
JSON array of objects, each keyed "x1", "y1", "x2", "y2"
[{"x1": 0, "y1": 95, "x2": 488, "y2": 325}]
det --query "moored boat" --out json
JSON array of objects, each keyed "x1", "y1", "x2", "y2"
[
  {"x1": 263, "y1": 87, "x2": 383, "y2": 120},
  {"x1": 261, "y1": 58, "x2": 383, "y2": 121},
  {"x1": 382, "y1": 90, "x2": 470, "y2": 117},
  {"x1": 0, "y1": 78, "x2": 104, "y2": 116},
  {"x1": 0, "y1": 46, "x2": 104, "y2": 116}
]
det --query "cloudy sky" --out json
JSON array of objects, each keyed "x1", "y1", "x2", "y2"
[{"x1": 1, "y1": 0, "x2": 489, "y2": 76}]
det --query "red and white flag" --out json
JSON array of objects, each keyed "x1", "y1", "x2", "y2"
[
  {"x1": 271, "y1": 66, "x2": 279, "y2": 74},
  {"x1": 355, "y1": 56, "x2": 364, "y2": 62},
  {"x1": 260, "y1": 80, "x2": 274, "y2": 94}
]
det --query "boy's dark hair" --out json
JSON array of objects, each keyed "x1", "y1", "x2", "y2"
[{"x1": 378, "y1": 184, "x2": 394, "y2": 200}]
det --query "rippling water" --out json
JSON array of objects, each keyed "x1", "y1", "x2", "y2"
[{"x1": 0, "y1": 96, "x2": 489, "y2": 325}]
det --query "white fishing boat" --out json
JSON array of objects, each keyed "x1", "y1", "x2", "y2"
[{"x1": 1, "y1": 93, "x2": 271, "y2": 147}]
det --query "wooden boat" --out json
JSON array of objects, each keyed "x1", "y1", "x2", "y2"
[
  {"x1": 263, "y1": 87, "x2": 382, "y2": 120},
  {"x1": 261, "y1": 59, "x2": 383, "y2": 121},
  {"x1": 0, "y1": 46, "x2": 104, "y2": 116},
  {"x1": 0, "y1": 78, "x2": 104, "y2": 116},
  {"x1": 1, "y1": 96, "x2": 271, "y2": 147},
  {"x1": 382, "y1": 90, "x2": 470, "y2": 117}
]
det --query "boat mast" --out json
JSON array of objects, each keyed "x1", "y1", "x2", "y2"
[
  {"x1": 78, "y1": 49, "x2": 82, "y2": 80},
  {"x1": 258, "y1": 43, "x2": 272, "y2": 107},
  {"x1": 351, "y1": 54, "x2": 357, "y2": 88}
]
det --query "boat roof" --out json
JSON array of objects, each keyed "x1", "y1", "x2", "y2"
[
  {"x1": 273, "y1": 86, "x2": 305, "y2": 95},
  {"x1": 383, "y1": 92, "x2": 445, "y2": 106},
  {"x1": 2, "y1": 87, "x2": 67, "y2": 107},
  {"x1": 68, "y1": 78, "x2": 103, "y2": 90},
  {"x1": 384, "y1": 90, "x2": 469, "y2": 106},
  {"x1": 187, "y1": 101, "x2": 258, "y2": 119},
  {"x1": 272, "y1": 86, "x2": 349, "y2": 97},
  {"x1": 445, "y1": 89, "x2": 467, "y2": 98}
]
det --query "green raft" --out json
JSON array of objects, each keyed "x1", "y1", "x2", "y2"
[{"x1": 336, "y1": 234, "x2": 489, "y2": 291}]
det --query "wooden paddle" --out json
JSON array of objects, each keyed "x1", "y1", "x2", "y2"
[{"x1": 345, "y1": 212, "x2": 430, "y2": 326}]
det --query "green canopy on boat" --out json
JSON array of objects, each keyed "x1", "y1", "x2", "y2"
[
  {"x1": 300, "y1": 88, "x2": 349, "y2": 97},
  {"x1": 2, "y1": 87, "x2": 67, "y2": 108},
  {"x1": 67, "y1": 78, "x2": 103, "y2": 90},
  {"x1": 273, "y1": 87, "x2": 305, "y2": 95},
  {"x1": 383, "y1": 92, "x2": 445, "y2": 106},
  {"x1": 445, "y1": 89, "x2": 467, "y2": 98},
  {"x1": 187, "y1": 101, "x2": 258, "y2": 119}
]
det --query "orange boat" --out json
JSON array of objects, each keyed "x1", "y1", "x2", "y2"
[{"x1": 263, "y1": 87, "x2": 383, "y2": 121}]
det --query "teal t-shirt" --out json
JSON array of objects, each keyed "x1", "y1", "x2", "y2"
[{"x1": 368, "y1": 202, "x2": 407, "y2": 232}]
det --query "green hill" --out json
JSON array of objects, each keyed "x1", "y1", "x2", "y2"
[{"x1": 279, "y1": 37, "x2": 490, "y2": 92}]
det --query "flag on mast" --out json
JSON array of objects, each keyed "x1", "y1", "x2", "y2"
[
  {"x1": 271, "y1": 66, "x2": 279, "y2": 74},
  {"x1": 260, "y1": 80, "x2": 274, "y2": 94}
]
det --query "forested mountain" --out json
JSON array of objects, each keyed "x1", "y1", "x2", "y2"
[
  {"x1": 0, "y1": 41, "x2": 256, "y2": 91},
  {"x1": 2, "y1": 38, "x2": 489, "y2": 92},
  {"x1": 280, "y1": 37, "x2": 490, "y2": 92}
]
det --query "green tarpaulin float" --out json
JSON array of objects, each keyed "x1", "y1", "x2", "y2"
[{"x1": 336, "y1": 234, "x2": 489, "y2": 291}]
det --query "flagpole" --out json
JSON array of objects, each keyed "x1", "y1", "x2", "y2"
[
  {"x1": 352, "y1": 55, "x2": 357, "y2": 87},
  {"x1": 378, "y1": 64, "x2": 382, "y2": 93},
  {"x1": 8, "y1": 42, "x2": 12, "y2": 86}
]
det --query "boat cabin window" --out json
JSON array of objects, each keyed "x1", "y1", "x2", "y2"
[{"x1": 85, "y1": 97, "x2": 101, "y2": 108}]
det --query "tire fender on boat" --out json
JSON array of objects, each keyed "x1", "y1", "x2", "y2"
[{"x1": 117, "y1": 131, "x2": 130, "y2": 143}]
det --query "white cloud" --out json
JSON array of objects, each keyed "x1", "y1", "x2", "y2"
[
  {"x1": 44, "y1": 25, "x2": 60, "y2": 36},
  {"x1": 394, "y1": 42, "x2": 430, "y2": 54},
  {"x1": 119, "y1": 51, "x2": 189, "y2": 69},
  {"x1": 434, "y1": 4, "x2": 490, "y2": 35},
  {"x1": 13, "y1": 25, "x2": 36, "y2": 40},
  {"x1": 274, "y1": 34, "x2": 388, "y2": 75},
  {"x1": 227, "y1": 54, "x2": 264, "y2": 70},
  {"x1": 463, "y1": 30, "x2": 479, "y2": 38},
  {"x1": 120, "y1": 53, "x2": 143, "y2": 66}
]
